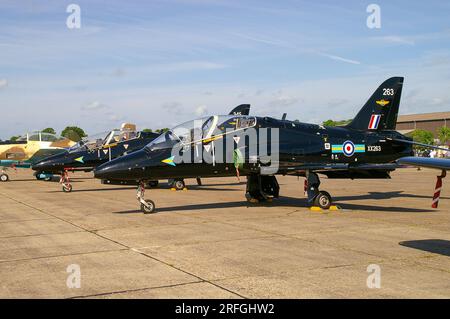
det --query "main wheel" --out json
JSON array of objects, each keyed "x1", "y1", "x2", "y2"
[
  {"x1": 141, "y1": 199, "x2": 156, "y2": 214},
  {"x1": 314, "y1": 191, "x2": 332, "y2": 209},
  {"x1": 174, "y1": 179, "x2": 185, "y2": 190},
  {"x1": 0, "y1": 174, "x2": 9, "y2": 182},
  {"x1": 62, "y1": 184, "x2": 73, "y2": 193},
  {"x1": 44, "y1": 175, "x2": 53, "y2": 181},
  {"x1": 35, "y1": 173, "x2": 43, "y2": 180}
]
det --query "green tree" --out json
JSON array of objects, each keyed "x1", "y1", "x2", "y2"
[
  {"x1": 61, "y1": 126, "x2": 87, "y2": 142},
  {"x1": 9, "y1": 135, "x2": 20, "y2": 142},
  {"x1": 437, "y1": 126, "x2": 450, "y2": 145},
  {"x1": 411, "y1": 129, "x2": 434, "y2": 145},
  {"x1": 322, "y1": 119, "x2": 352, "y2": 127},
  {"x1": 41, "y1": 127, "x2": 56, "y2": 135},
  {"x1": 155, "y1": 128, "x2": 169, "y2": 133},
  {"x1": 142, "y1": 128, "x2": 153, "y2": 133}
]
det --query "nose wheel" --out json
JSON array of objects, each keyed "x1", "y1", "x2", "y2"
[
  {"x1": 0, "y1": 173, "x2": 9, "y2": 182},
  {"x1": 141, "y1": 199, "x2": 155, "y2": 214},
  {"x1": 60, "y1": 171, "x2": 72, "y2": 193},
  {"x1": 137, "y1": 181, "x2": 156, "y2": 214}
]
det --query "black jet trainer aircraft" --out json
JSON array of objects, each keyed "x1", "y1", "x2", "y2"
[
  {"x1": 32, "y1": 123, "x2": 159, "y2": 192},
  {"x1": 93, "y1": 77, "x2": 450, "y2": 213},
  {"x1": 32, "y1": 104, "x2": 251, "y2": 192}
]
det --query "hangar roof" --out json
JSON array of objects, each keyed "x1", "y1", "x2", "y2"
[{"x1": 397, "y1": 112, "x2": 450, "y2": 123}]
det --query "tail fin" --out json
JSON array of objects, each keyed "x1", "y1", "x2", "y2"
[
  {"x1": 229, "y1": 104, "x2": 250, "y2": 116},
  {"x1": 347, "y1": 77, "x2": 404, "y2": 131}
]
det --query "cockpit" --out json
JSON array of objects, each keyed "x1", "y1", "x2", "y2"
[
  {"x1": 16, "y1": 132, "x2": 70, "y2": 143},
  {"x1": 145, "y1": 115, "x2": 257, "y2": 151},
  {"x1": 69, "y1": 123, "x2": 140, "y2": 153}
]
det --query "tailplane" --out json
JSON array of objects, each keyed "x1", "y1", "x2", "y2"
[
  {"x1": 347, "y1": 77, "x2": 404, "y2": 131},
  {"x1": 229, "y1": 104, "x2": 250, "y2": 116}
]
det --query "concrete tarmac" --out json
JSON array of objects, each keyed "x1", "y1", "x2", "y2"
[{"x1": 0, "y1": 168, "x2": 449, "y2": 298}]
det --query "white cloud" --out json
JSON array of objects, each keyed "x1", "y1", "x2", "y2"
[
  {"x1": 230, "y1": 32, "x2": 289, "y2": 47},
  {"x1": 82, "y1": 101, "x2": 109, "y2": 111},
  {"x1": 0, "y1": 79, "x2": 8, "y2": 89},
  {"x1": 150, "y1": 61, "x2": 228, "y2": 73},
  {"x1": 162, "y1": 101, "x2": 182, "y2": 110},
  {"x1": 112, "y1": 68, "x2": 126, "y2": 77},
  {"x1": 268, "y1": 95, "x2": 299, "y2": 108},
  {"x1": 107, "y1": 113, "x2": 125, "y2": 122},
  {"x1": 195, "y1": 105, "x2": 208, "y2": 116},
  {"x1": 318, "y1": 52, "x2": 361, "y2": 65},
  {"x1": 373, "y1": 35, "x2": 415, "y2": 46}
]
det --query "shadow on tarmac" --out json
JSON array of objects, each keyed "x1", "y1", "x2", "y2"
[
  {"x1": 112, "y1": 192, "x2": 437, "y2": 214},
  {"x1": 399, "y1": 239, "x2": 450, "y2": 257}
]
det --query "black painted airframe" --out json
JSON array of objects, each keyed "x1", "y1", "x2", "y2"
[
  {"x1": 93, "y1": 77, "x2": 450, "y2": 213},
  {"x1": 32, "y1": 104, "x2": 251, "y2": 192}
]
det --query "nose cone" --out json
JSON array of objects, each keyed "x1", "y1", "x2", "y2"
[
  {"x1": 32, "y1": 154, "x2": 63, "y2": 172},
  {"x1": 31, "y1": 161, "x2": 45, "y2": 171},
  {"x1": 94, "y1": 149, "x2": 148, "y2": 180}
]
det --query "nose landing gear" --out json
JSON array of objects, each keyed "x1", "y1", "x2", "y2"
[
  {"x1": 0, "y1": 167, "x2": 9, "y2": 182},
  {"x1": 137, "y1": 181, "x2": 156, "y2": 214},
  {"x1": 0, "y1": 172, "x2": 9, "y2": 182},
  {"x1": 60, "y1": 170, "x2": 72, "y2": 192}
]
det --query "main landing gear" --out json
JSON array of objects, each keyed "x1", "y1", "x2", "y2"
[
  {"x1": 168, "y1": 178, "x2": 186, "y2": 190},
  {"x1": 60, "y1": 170, "x2": 72, "y2": 193},
  {"x1": 137, "y1": 181, "x2": 155, "y2": 214},
  {"x1": 245, "y1": 174, "x2": 280, "y2": 203},
  {"x1": 305, "y1": 171, "x2": 332, "y2": 209}
]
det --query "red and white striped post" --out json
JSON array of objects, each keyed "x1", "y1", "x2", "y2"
[
  {"x1": 432, "y1": 170, "x2": 447, "y2": 208},
  {"x1": 304, "y1": 179, "x2": 308, "y2": 197}
]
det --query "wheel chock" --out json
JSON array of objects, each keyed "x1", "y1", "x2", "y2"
[
  {"x1": 309, "y1": 205, "x2": 341, "y2": 212},
  {"x1": 329, "y1": 205, "x2": 341, "y2": 211},
  {"x1": 170, "y1": 188, "x2": 177, "y2": 191},
  {"x1": 182, "y1": 187, "x2": 188, "y2": 191}
]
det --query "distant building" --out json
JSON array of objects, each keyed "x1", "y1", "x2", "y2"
[{"x1": 396, "y1": 111, "x2": 450, "y2": 137}]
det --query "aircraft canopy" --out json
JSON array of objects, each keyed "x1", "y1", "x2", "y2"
[{"x1": 145, "y1": 115, "x2": 256, "y2": 150}]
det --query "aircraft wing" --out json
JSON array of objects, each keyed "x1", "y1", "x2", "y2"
[
  {"x1": 275, "y1": 162, "x2": 401, "y2": 171},
  {"x1": 397, "y1": 156, "x2": 450, "y2": 171},
  {"x1": 396, "y1": 156, "x2": 450, "y2": 208},
  {"x1": 270, "y1": 163, "x2": 402, "y2": 177},
  {"x1": 387, "y1": 138, "x2": 449, "y2": 152}
]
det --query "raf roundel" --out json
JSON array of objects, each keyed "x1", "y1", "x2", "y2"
[{"x1": 342, "y1": 141, "x2": 355, "y2": 157}]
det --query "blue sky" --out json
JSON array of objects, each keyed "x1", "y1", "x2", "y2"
[{"x1": 1, "y1": 0, "x2": 450, "y2": 139}]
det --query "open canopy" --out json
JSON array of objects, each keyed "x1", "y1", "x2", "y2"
[
  {"x1": 145, "y1": 115, "x2": 257, "y2": 150},
  {"x1": 69, "y1": 127, "x2": 140, "y2": 152},
  {"x1": 16, "y1": 132, "x2": 70, "y2": 143}
]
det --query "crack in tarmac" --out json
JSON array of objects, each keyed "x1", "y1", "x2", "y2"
[{"x1": 0, "y1": 191, "x2": 248, "y2": 299}]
